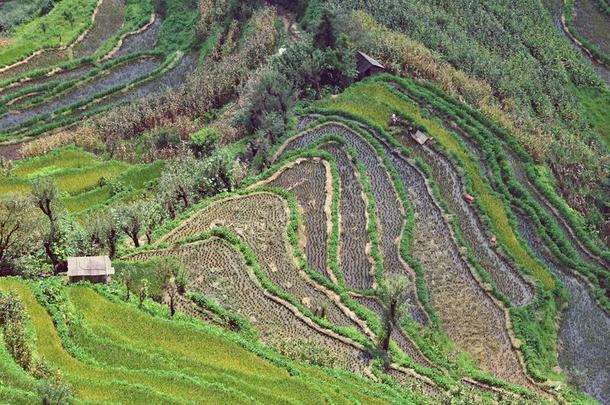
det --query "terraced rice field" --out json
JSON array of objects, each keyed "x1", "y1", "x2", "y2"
[
  {"x1": 0, "y1": 277, "x2": 422, "y2": 404},
  {"x1": 0, "y1": 145, "x2": 163, "y2": 214},
  {"x1": 127, "y1": 237, "x2": 371, "y2": 374},
  {"x1": 516, "y1": 209, "x2": 610, "y2": 403},
  {"x1": 572, "y1": 0, "x2": 610, "y2": 56},
  {"x1": 276, "y1": 123, "x2": 429, "y2": 324},
  {"x1": 0, "y1": 0, "x2": 195, "y2": 142},
  {"x1": 320, "y1": 142, "x2": 374, "y2": 290},
  {"x1": 127, "y1": 118, "x2": 568, "y2": 402},
  {"x1": 164, "y1": 191, "x2": 363, "y2": 331},
  {"x1": 2, "y1": 7, "x2": 606, "y2": 396},
  {"x1": 263, "y1": 158, "x2": 332, "y2": 278}
]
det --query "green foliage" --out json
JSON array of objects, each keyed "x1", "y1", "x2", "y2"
[
  {"x1": 564, "y1": 0, "x2": 610, "y2": 67},
  {"x1": 188, "y1": 293, "x2": 257, "y2": 341},
  {"x1": 155, "y1": 0, "x2": 199, "y2": 54},
  {"x1": 0, "y1": 291, "x2": 32, "y2": 372},
  {"x1": 37, "y1": 376, "x2": 73, "y2": 405},
  {"x1": 0, "y1": 0, "x2": 98, "y2": 68},
  {"x1": 189, "y1": 127, "x2": 220, "y2": 158},
  {"x1": 114, "y1": 256, "x2": 184, "y2": 304},
  {"x1": 0, "y1": 277, "x2": 422, "y2": 404}
]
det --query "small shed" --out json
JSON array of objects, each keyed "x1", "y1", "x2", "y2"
[
  {"x1": 67, "y1": 256, "x2": 114, "y2": 284},
  {"x1": 356, "y1": 51, "x2": 385, "y2": 79},
  {"x1": 411, "y1": 130, "x2": 431, "y2": 145}
]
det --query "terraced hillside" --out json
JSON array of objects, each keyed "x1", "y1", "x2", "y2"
[
  {"x1": 3, "y1": 76, "x2": 607, "y2": 403},
  {"x1": 0, "y1": 0, "x2": 609, "y2": 404},
  {"x1": 0, "y1": 277, "x2": 427, "y2": 404},
  {"x1": 0, "y1": 0, "x2": 197, "y2": 142},
  {"x1": 0, "y1": 145, "x2": 163, "y2": 216}
]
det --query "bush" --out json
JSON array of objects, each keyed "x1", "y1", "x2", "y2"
[
  {"x1": 153, "y1": 128, "x2": 182, "y2": 151},
  {"x1": 189, "y1": 128, "x2": 220, "y2": 158},
  {"x1": 0, "y1": 291, "x2": 32, "y2": 372},
  {"x1": 37, "y1": 376, "x2": 73, "y2": 405}
]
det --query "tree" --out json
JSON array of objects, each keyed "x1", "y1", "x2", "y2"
[
  {"x1": 118, "y1": 203, "x2": 145, "y2": 248},
  {"x1": 87, "y1": 210, "x2": 120, "y2": 259},
  {"x1": 138, "y1": 279, "x2": 149, "y2": 308},
  {"x1": 238, "y1": 66, "x2": 296, "y2": 141},
  {"x1": 31, "y1": 177, "x2": 64, "y2": 273},
  {"x1": 158, "y1": 156, "x2": 199, "y2": 212},
  {"x1": 141, "y1": 199, "x2": 165, "y2": 244},
  {"x1": 195, "y1": 151, "x2": 235, "y2": 198},
  {"x1": 313, "y1": 7, "x2": 337, "y2": 49},
  {"x1": 156, "y1": 257, "x2": 186, "y2": 317},
  {"x1": 0, "y1": 195, "x2": 38, "y2": 272},
  {"x1": 123, "y1": 267, "x2": 135, "y2": 301},
  {"x1": 189, "y1": 128, "x2": 220, "y2": 158},
  {"x1": 31, "y1": 177, "x2": 59, "y2": 227},
  {"x1": 376, "y1": 274, "x2": 411, "y2": 366},
  {"x1": 275, "y1": 40, "x2": 324, "y2": 98}
]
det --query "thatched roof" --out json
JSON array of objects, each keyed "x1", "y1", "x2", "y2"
[{"x1": 67, "y1": 256, "x2": 114, "y2": 277}]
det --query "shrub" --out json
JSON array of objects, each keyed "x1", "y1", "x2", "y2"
[
  {"x1": 189, "y1": 128, "x2": 220, "y2": 158},
  {"x1": 37, "y1": 376, "x2": 73, "y2": 405},
  {"x1": 0, "y1": 291, "x2": 32, "y2": 372}
]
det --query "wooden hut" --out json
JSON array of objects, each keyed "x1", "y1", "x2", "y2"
[
  {"x1": 67, "y1": 256, "x2": 114, "y2": 284},
  {"x1": 356, "y1": 51, "x2": 385, "y2": 79}
]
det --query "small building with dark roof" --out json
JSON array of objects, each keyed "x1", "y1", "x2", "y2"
[
  {"x1": 356, "y1": 51, "x2": 385, "y2": 79},
  {"x1": 67, "y1": 256, "x2": 114, "y2": 284}
]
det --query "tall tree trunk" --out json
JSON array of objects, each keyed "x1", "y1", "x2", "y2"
[{"x1": 130, "y1": 232, "x2": 140, "y2": 248}]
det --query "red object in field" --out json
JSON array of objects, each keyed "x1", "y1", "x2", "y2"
[
  {"x1": 490, "y1": 235, "x2": 497, "y2": 245},
  {"x1": 464, "y1": 194, "x2": 475, "y2": 203}
]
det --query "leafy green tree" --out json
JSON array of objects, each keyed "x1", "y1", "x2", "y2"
[
  {"x1": 141, "y1": 199, "x2": 166, "y2": 244},
  {"x1": 0, "y1": 195, "x2": 39, "y2": 273},
  {"x1": 189, "y1": 128, "x2": 220, "y2": 158},
  {"x1": 196, "y1": 151, "x2": 235, "y2": 198},
  {"x1": 158, "y1": 156, "x2": 199, "y2": 213},
  {"x1": 157, "y1": 257, "x2": 186, "y2": 317},
  {"x1": 31, "y1": 177, "x2": 64, "y2": 273},
  {"x1": 313, "y1": 7, "x2": 337, "y2": 49},
  {"x1": 275, "y1": 40, "x2": 324, "y2": 98},
  {"x1": 376, "y1": 274, "x2": 411, "y2": 365},
  {"x1": 118, "y1": 203, "x2": 146, "y2": 248},
  {"x1": 239, "y1": 66, "x2": 296, "y2": 139},
  {"x1": 87, "y1": 210, "x2": 120, "y2": 259}
]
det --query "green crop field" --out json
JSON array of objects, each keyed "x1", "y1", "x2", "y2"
[{"x1": 0, "y1": 0, "x2": 608, "y2": 403}]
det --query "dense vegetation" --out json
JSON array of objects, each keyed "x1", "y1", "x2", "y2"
[{"x1": 0, "y1": 0, "x2": 608, "y2": 403}]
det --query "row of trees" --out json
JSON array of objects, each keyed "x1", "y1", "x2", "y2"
[{"x1": 0, "y1": 141, "x2": 238, "y2": 277}]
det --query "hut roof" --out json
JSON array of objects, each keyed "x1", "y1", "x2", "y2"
[
  {"x1": 357, "y1": 52, "x2": 384, "y2": 69},
  {"x1": 411, "y1": 130, "x2": 430, "y2": 145},
  {"x1": 67, "y1": 256, "x2": 114, "y2": 277}
]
